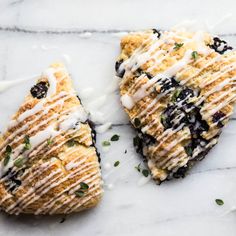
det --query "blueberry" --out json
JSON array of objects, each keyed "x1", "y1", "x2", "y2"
[
  {"x1": 142, "y1": 134, "x2": 156, "y2": 146},
  {"x1": 195, "y1": 119, "x2": 209, "y2": 133},
  {"x1": 9, "y1": 179, "x2": 21, "y2": 191},
  {"x1": 185, "y1": 137, "x2": 208, "y2": 156},
  {"x1": 191, "y1": 107, "x2": 209, "y2": 133},
  {"x1": 30, "y1": 81, "x2": 48, "y2": 99},
  {"x1": 161, "y1": 104, "x2": 188, "y2": 130},
  {"x1": 182, "y1": 102, "x2": 195, "y2": 110},
  {"x1": 145, "y1": 73, "x2": 153, "y2": 79},
  {"x1": 216, "y1": 122, "x2": 224, "y2": 128},
  {"x1": 163, "y1": 105, "x2": 176, "y2": 117},
  {"x1": 152, "y1": 29, "x2": 161, "y2": 38},
  {"x1": 3, "y1": 168, "x2": 22, "y2": 192},
  {"x1": 187, "y1": 113, "x2": 196, "y2": 124},
  {"x1": 209, "y1": 37, "x2": 233, "y2": 54},
  {"x1": 212, "y1": 111, "x2": 225, "y2": 123},
  {"x1": 160, "y1": 77, "x2": 179, "y2": 93},
  {"x1": 136, "y1": 68, "x2": 153, "y2": 79},
  {"x1": 133, "y1": 135, "x2": 143, "y2": 154},
  {"x1": 184, "y1": 144, "x2": 193, "y2": 156},
  {"x1": 160, "y1": 113, "x2": 171, "y2": 129},
  {"x1": 191, "y1": 138, "x2": 206, "y2": 149},
  {"x1": 177, "y1": 88, "x2": 194, "y2": 101},
  {"x1": 189, "y1": 119, "x2": 209, "y2": 136},
  {"x1": 212, "y1": 111, "x2": 225, "y2": 128},
  {"x1": 173, "y1": 166, "x2": 188, "y2": 178},
  {"x1": 115, "y1": 59, "x2": 125, "y2": 78}
]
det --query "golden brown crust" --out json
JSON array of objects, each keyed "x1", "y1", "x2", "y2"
[
  {"x1": 0, "y1": 63, "x2": 102, "y2": 215},
  {"x1": 117, "y1": 29, "x2": 236, "y2": 182}
]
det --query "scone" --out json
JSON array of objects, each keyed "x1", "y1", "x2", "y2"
[
  {"x1": 0, "y1": 63, "x2": 102, "y2": 214},
  {"x1": 116, "y1": 29, "x2": 236, "y2": 183}
]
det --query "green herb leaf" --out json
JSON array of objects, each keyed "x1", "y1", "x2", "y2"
[
  {"x1": 80, "y1": 182, "x2": 89, "y2": 190},
  {"x1": 24, "y1": 143, "x2": 31, "y2": 150},
  {"x1": 192, "y1": 51, "x2": 198, "y2": 61},
  {"x1": 75, "y1": 190, "x2": 85, "y2": 197},
  {"x1": 215, "y1": 199, "x2": 224, "y2": 206},
  {"x1": 184, "y1": 145, "x2": 193, "y2": 156},
  {"x1": 111, "y1": 134, "x2": 120, "y2": 142},
  {"x1": 4, "y1": 145, "x2": 12, "y2": 166},
  {"x1": 134, "y1": 118, "x2": 141, "y2": 128},
  {"x1": 171, "y1": 89, "x2": 181, "y2": 102},
  {"x1": 24, "y1": 135, "x2": 31, "y2": 150},
  {"x1": 174, "y1": 42, "x2": 184, "y2": 50},
  {"x1": 142, "y1": 169, "x2": 149, "y2": 177},
  {"x1": 6, "y1": 145, "x2": 12, "y2": 154},
  {"x1": 133, "y1": 136, "x2": 141, "y2": 147},
  {"x1": 14, "y1": 156, "x2": 25, "y2": 168},
  {"x1": 67, "y1": 139, "x2": 76, "y2": 147},
  {"x1": 4, "y1": 155, "x2": 10, "y2": 166},
  {"x1": 102, "y1": 140, "x2": 110, "y2": 146},
  {"x1": 24, "y1": 135, "x2": 30, "y2": 144},
  {"x1": 114, "y1": 161, "x2": 120, "y2": 167},
  {"x1": 135, "y1": 163, "x2": 141, "y2": 172},
  {"x1": 47, "y1": 138, "x2": 53, "y2": 145},
  {"x1": 160, "y1": 114, "x2": 167, "y2": 126},
  {"x1": 59, "y1": 217, "x2": 66, "y2": 224}
]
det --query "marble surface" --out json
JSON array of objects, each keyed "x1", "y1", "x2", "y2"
[{"x1": 0, "y1": 0, "x2": 236, "y2": 235}]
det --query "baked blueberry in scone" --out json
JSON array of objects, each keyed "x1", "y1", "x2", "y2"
[
  {"x1": 116, "y1": 29, "x2": 236, "y2": 183},
  {"x1": 0, "y1": 63, "x2": 103, "y2": 214}
]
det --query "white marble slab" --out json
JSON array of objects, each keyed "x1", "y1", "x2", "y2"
[
  {"x1": 0, "y1": 0, "x2": 236, "y2": 235},
  {"x1": 0, "y1": 0, "x2": 236, "y2": 34}
]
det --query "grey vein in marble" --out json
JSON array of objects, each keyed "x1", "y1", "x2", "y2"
[{"x1": 0, "y1": 1, "x2": 236, "y2": 235}]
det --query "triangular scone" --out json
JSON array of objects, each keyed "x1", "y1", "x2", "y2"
[
  {"x1": 0, "y1": 63, "x2": 102, "y2": 214},
  {"x1": 116, "y1": 29, "x2": 236, "y2": 183}
]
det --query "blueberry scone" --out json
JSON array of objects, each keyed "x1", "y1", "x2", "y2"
[
  {"x1": 116, "y1": 29, "x2": 236, "y2": 183},
  {"x1": 0, "y1": 63, "x2": 102, "y2": 214}
]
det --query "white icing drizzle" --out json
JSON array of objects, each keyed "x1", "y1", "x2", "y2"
[
  {"x1": 165, "y1": 50, "x2": 193, "y2": 77},
  {"x1": 87, "y1": 95, "x2": 107, "y2": 110},
  {"x1": 103, "y1": 162, "x2": 112, "y2": 170},
  {"x1": 120, "y1": 94, "x2": 135, "y2": 109},
  {"x1": 42, "y1": 67, "x2": 58, "y2": 97},
  {"x1": 96, "y1": 122, "x2": 112, "y2": 134},
  {"x1": 137, "y1": 175, "x2": 151, "y2": 186},
  {"x1": 119, "y1": 29, "x2": 236, "y2": 180},
  {"x1": 80, "y1": 87, "x2": 95, "y2": 99},
  {"x1": 90, "y1": 110, "x2": 105, "y2": 123},
  {"x1": 12, "y1": 163, "x2": 99, "y2": 215},
  {"x1": 0, "y1": 65, "x2": 102, "y2": 214},
  {"x1": 39, "y1": 165, "x2": 100, "y2": 215},
  {"x1": 106, "y1": 183, "x2": 114, "y2": 190},
  {"x1": 7, "y1": 169, "x2": 63, "y2": 213},
  {"x1": 0, "y1": 95, "x2": 88, "y2": 164},
  {"x1": 36, "y1": 167, "x2": 98, "y2": 214},
  {"x1": 65, "y1": 185, "x2": 101, "y2": 214},
  {"x1": 59, "y1": 106, "x2": 88, "y2": 131},
  {"x1": 37, "y1": 130, "x2": 87, "y2": 159},
  {"x1": 7, "y1": 91, "x2": 68, "y2": 129},
  {"x1": 65, "y1": 149, "x2": 93, "y2": 170}
]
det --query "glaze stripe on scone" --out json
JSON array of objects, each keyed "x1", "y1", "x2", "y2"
[
  {"x1": 0, "y1": 63, "x2": 102, "y2": 214},
  {"x1": 116, "y1": 29, "x2": 236, "y2": 183}
]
